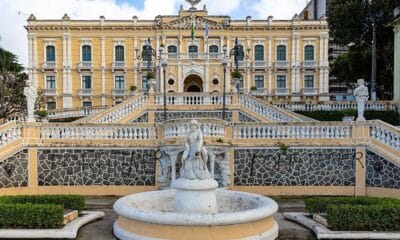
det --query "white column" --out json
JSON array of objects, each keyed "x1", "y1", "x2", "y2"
[
  {"x1": 295, "y1": 36, "x2": 301, "y2": 94},
  {"x1": 63, "y1": 34, "x2": 73, "y2": 108},
  {"x1": 319, "y1": 35, "x2": 325, "y2": 95},
  {"x1": 27, "y1": 34, "x2": 33, "y2": 87},
  {"x1": 291, "y1": 35, "x2": 297, "y2": 94},
  {"x1": 394, "y1": 25, "x2": 400, "y2": 101},
  {"x1": 133, "y1": 37, "x2": 138, "y2": 88},
  {"x1": 32, "y1": 34, "x2": 38, "y2": 89},
  {"x1": 268, "y1": 37, "x2": 272, "y2": 95},
  {"x1": 101, "y1": 36, "x2": 106, "y2": 106},
  {"x1": 62, "y1": 34, "x2": 68, "y2": 101}
]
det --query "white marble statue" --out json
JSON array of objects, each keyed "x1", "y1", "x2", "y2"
[
  {"x1": 23, "y1": 86, "x2": 37, "y2": 122},
  {"x1": 148, "y1": 79, "x2": 156, "y2": 93},
  {"x1": 180, "y1": 120, "x2": 210, "y2": 180},
  {"x1": 354, "y1": 79, "x2": 369, "y2": 121}
]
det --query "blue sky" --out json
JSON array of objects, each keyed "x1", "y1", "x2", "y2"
[{"x1": 0, "y1": 0, "x2": 308, "y2": 66}]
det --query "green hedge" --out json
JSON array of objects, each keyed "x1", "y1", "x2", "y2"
[
  {"x1": 326, "y1": 204, "x2": 400, "y2": 231},
  {"x1": 0, "y1": 203, "x2": 63, "y2": 228},
  {"x1": 305, "y1": 197, "x2": 400, "y2": 231},
  {"x1": 0, "y1": 195, "x2": 85, "y2": 212},
  {"x1": 295, "y1": 110, "x2": 400, "y2": 125}
]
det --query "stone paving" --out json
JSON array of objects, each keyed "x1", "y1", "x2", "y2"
[{"x1": 76, "y1": 196, "x2": 315, "y2": 240}]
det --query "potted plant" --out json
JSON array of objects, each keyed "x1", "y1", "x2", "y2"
[
  {"x1": 146, "y1": 72, "x2": 155, "y2": 80},
  {"x1": 231, "y1": 70, "x2": 242, "y2": 79},
  {"x1": 130, "y1": 85, "x2": 137, "y2": 96},
  {"x1": 35, "y1": 110, "x2": 48, "y2": 122}
]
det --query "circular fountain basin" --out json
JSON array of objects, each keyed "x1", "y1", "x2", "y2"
[{"x1": 113, "y1": 189, "x2": 279, "y2": 240}]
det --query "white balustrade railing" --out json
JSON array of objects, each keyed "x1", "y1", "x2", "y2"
[
  {"x1": 41, "y1": 124, "x2": 155, "y2": 140},
  {"x1": 239, "y1": 95, "x2": 300, "y2": 122},
  {"x1": 48, "y1": 106, "x2": 110, "y2": 119},
  {"x1": 155, "y1": 93, "x2": 232, "y2": 106},
  {"x1": 95, "y1": 95, "x2": 149, "y2": 123},
  {"x1": 370, "y1": 121, "x2": 400, "y2": 151},
  {"x1": 163, "y1": 120, "x2": 226, "y2": 138},
  {"x1": 0, "y1": 122, "x2": 22, "y2": 148},
  {"x1": 234, "y1": 124, "x2": 351, "y2": 139},
  {"x1": 274, "y1": 101, "x2": 398, "y2": 112}
]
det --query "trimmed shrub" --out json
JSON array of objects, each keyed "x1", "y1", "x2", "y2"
[
  {"x1": 0, "y1": 195, "x2": 85, "y2": 213},
  {"x1": 305, "y1": 196, "x2": 400, "y2": 214},
  {"x1": 326, "y1": 204, "x2": 400, "y2": 231},
  {"x1": 295, "y1": 110, "x2": 400, "y2": 125},
  {"x1": 0, "y1": 203, "x2": 63, "y2": 229},
  {"x1": 305, "y1": 197, "x2": 400, "y2": 231}
]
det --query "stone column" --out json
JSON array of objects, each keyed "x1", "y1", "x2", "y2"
[
  {"x1": 63, "y1": 33, "x2": 73, "y2": 108},
  {"x1": 394, "y1": 24, "x2": 400, "y2": 101},
  {"x1": 133, "y1": 37, "x2": 138, "y2": 88},
  {"x1": 101, "y1": 36, "x2": 106, "y2": 106},
  {"x1": 355, "y1": 147, "x2": 366, "y2": 196},
  {"x1": 291, "y1": 34, "x2": 297, "y2": 95}
]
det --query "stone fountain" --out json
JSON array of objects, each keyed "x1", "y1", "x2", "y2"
[{"x1": 113, "y1": 119, "x2": 278, "y2": 240}]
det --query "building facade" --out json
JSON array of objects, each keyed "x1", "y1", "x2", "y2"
[{"x1": 25, "y1": 1, "x2": 330, "y2": 110}]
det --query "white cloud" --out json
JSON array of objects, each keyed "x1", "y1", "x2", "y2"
[
  {"x1": 0, "y1": 0, "x2": 306, "y2": 67},
  {"x1": 251, "y1": 0, "x2": 306, "y2": 19}
]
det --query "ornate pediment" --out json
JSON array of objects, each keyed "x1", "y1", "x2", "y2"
[{"x1": 162, "y1": 15, "x2": 228, "y2": 29}]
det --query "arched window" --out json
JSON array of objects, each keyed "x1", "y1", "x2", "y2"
[
  {"x1": 167, "y1": 45, "x2": 177, "y2": 58},
  {"x1": 304, "y1": 45, "x2": 314, "y2": 61},
  {"x1": 188, "y1": 45, "x2": 198, "y2": 59},
  {"x1": 82, "y1": 45, "x2": 92, "y2": 62},
  {"x1": 209, "y1": 45, "x2": 219, "y2": 59},
  {"x1": 115, "y1": 45, "x2": 124, "y2": 62},
  {"x1": 276, "y1": 45, "x2": 286, "y2": 61},
  {"x1": 46, "y1": 46, "x2": 55, "y2": 62},
  {"x1": 254, "y1": 45, "x2": 264, "y2": 61}
]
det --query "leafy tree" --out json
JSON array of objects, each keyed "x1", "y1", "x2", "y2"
[
  {"x1": 328, "y1": 0, "x2": 400, "y2": 100},
  {"x1": 0, "y1": 48, "x2": 27, "y2": 121}
]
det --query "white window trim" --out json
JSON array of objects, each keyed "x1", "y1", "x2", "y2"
[
  {"x1": 43, "y1": 40, "x2": 56, "y2": 63},
  {"x1": 113, "y1": 40, "x2": 126, "y2": 62},
  {"x1": 276, "y1": 44, "x2": 287, "y2": 61},
  {"x1": 303, "y1": 74, "x2": 315, "y2": 88},
  {"x1": 114, "y1": 75, "x2": 126, "y2": 89},
  {"x1": 303, "y1": 42, "x2": 316, "y2": 61},
  {"x1": 275, "y1": 74, "x2": 288, "y2": 88},
  {"x1": 253, "y1": 74, "x2": 265, "y2": 88},
  {"x1": 44, "y1": 73, "x2": 56, "y2": 90},
  {"x1": 80, "y1": 39, "x2": 93, "y2": 62},
  {"x1": 81, "y1": 74, "x2": 93, "y2": 89}
]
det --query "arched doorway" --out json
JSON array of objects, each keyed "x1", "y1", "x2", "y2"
[{"x1": 184, "y1": 75, "x2": 203, "y2": 92}]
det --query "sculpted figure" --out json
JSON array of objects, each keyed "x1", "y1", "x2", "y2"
[
  {"x1": 354, "y1": 79, "x2": 369, "y2": 121},
  {"x1": 180, "y1": 120, "x2": 210, "y2": 180}
]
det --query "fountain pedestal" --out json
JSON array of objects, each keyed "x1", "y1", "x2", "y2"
[{"x1": 173, "y1": 178, "x2": 218, "y2": 214}]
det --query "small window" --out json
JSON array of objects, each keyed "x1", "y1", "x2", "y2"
[
  {"x1": 115, "y1": 76, "x2": 125, "y2": 89},
  {"x1": 212, "y1": 78, "x2": 219, "y2": 85},
  {"x1": 209, "y1": 45, "x2": 219, "y2": 53},
  {"x1": 83, "y1": 101, "x2": 92, "y2": 108},
  {"x1": 82, "y1": 76, "x2": 92, "y2": 89},
  {"x1": 304, "y1": 75, "x2": 314, "y2": 88},
  {"x1": 168, "y1": 45, "x2": 178, "y2": 58},
  {"x1": 188, "y1": 45, "x2": 198, "y2": 53},
  {"x1": 142, "y1": 75, "x2": 148, "y2": 91},
  {"x1": 254, "y1": 76, "x2": 264, "y2": 89},
  {"x1": 277, "y1": 45, "x2": 286, "y2": 61},
  {"x1": 46, "y1": 46, "x2": 55, "y2": 62},
  {"x1": 254, "y1": 45, "x2": 264, "y2": 61},
  {"x1": 168, "y1": 79, "x2": 175, "y2": 85},
  {"x1": 46, "y1": 76, "x2": 56, "y2": 89},
  {"x1": 304, "y1": 45, "x2": 314, "y2": 61},
  {"x1": 277, "y1": 75, "x2": 286, "y2": 88},
  {"x1": 115, "y1": 45, "x2": 124, "y2": 62},
  {"x1": 47, "y1": 101, "x2": 56, "y2": 110}
]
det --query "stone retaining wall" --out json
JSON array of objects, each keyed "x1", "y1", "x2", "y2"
[{"x1": 0, "y1": 150, "x2": 28, "y2": 188}]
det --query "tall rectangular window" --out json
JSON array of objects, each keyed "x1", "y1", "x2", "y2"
[
  {"x1": 46, "y1": 76, "x2": 56, "y2": 89},
  {"x1": 276, "y1": 45, "x2": 286, "y2": 61},
  {"x1": 276, "y1": 75, "x2": 286, "y2": 88},
  {"x1": 82, "y1": 45, "x2": 92, "y2": 62},
  {"x1": 82, "y1": 76, "x2": 92, "y2": 89},
  {"x1": 254, "y1": 45, "x2": 264, "y2": 61},
  {"x1": 46, "y1": 46, "x2": 55, "y2": 62},
  {"x1": 115, "y1": 76, "x2": 125, "y2": 89},
  {"x1": 304, "y1": 45, "x2": 314, "y2": 61},
  {"x1": 254, "y1": 75, "x2": 264, "y2": 89},
  {"x1": 115, "y1": 45, "x2": 124, "y2": 62},
  {"x1": 304, "y1": 75, "x2": 314, "y2": 88}
]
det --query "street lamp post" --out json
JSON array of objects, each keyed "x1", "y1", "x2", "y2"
[
  {"x1": 371, "y1": 21, "x2": 377, "y2": 100},
  {"x1": 160, "y1": 51, "x2": 168, "y2": 122},
  {"x1": 135, "y1": 38, "x2": 158, "y2": 92}
]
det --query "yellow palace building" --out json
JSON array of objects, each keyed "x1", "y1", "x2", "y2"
[{"x1": 25, "y1": 0, "x2": 330, "y2": 110}]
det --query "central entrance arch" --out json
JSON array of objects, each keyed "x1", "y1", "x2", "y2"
[{"x1": 184, "y1": 75, "x2": 203, "y2": 92}]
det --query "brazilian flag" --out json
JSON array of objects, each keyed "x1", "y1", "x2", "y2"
[{"x1": 191, "y1": 21, "x2": 195, "y2": 40}]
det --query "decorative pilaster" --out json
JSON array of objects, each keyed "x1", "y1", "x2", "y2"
[{"x1": 101, "y1": 36, "x2": 106, "y2": 106}]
